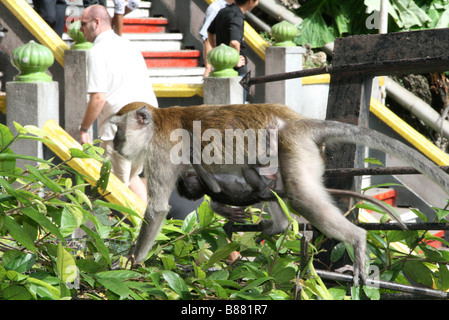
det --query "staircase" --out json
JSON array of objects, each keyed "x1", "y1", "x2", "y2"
[{"x1": 63, "y1": 0, "x2": 205, "y2": 97}]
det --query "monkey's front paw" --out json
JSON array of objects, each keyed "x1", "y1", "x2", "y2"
[{"x1": 217, "y1": 207, "x2": 250, "y2": 223}]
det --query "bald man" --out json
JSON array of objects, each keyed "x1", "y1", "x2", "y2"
[{"x1": 79, "y1": 5, "x2": 158, "y2": 201}]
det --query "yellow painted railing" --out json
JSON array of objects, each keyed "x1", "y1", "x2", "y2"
[
  {"x1": 152, "y1": 83, "x2": 204, "y2": 98},
  {"x1": 243, "y1": 20, "x2": 269, "y2": 60},
  {"x1": 42, "y1": 119, "x2": 146, "y2": 222},
  {"x1": 1, "y1": 0, "x2": 69, "y2": 66},
  {"x1": 370, "y1": 97, "x2": 449, "y2": 166}
]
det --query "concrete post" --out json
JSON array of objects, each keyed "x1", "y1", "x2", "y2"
[
  {"x1": 65, "y1": 20, "x2": 93, "y2": 141},
  {"x1": 203, "y1": 77, "x2": 244, "y2": 105},
  {"x1": 265, "y1": 21, "x2": 305, "y2": 114},
  {"x1": 264, "y1": 46, "x2": 305, "y2": 113},
  {"x1": 6, "y1": 40, "x2": 59, "y2": 167},
  {"x1": 64, "y1": 50, "x2": 90, "y2": 140},
  {"x1": 203, "y1": 44, "x2": 244, "y2": 105}
]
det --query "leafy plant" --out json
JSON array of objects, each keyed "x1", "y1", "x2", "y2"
[{"x1": 293, "y1": 0, "x2": 449, "y2": 48}]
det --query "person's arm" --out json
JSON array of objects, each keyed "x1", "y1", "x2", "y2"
[
  {"x1": 229, "y1": 40, "x2": 245, "y2": 68},
  {"x1": 80, "y1": 92, "x2": 106, "y2": 144},
  {"x1": 203, "y1": 32, "x2": 216, "y2": 77},
  {"x1": 228, "y1": 15, "x2": 246, "y2": 69}
]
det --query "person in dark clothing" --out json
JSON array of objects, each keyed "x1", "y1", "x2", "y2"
[
  {"x1": 32, "y1": 0, "x2": 67, "y2": 37},
  {"x1": 206, "y1": 0, "x2": 259, "y2": 101},
  {"x1": 83, "y1": 0, "x2": 107, "y2": 8}
]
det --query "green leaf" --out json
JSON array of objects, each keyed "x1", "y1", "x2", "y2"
[
  {"x1": 20, "y1": 207, "x2": 65, "y2": 244},
  {"x1": 391, "y1": 0, "x2": 431, "y2": 29},
  {"x1": 403, "y1": 260, "x2": 433, "y2": 287},
  {"x1": 0, "y1": 148, "x2": 16, "y2": 174},
  {"x1": 96, "y1": 158, "x2": 111, "y2": 192},
  {"x1": 387, "y1": 230, "x2": 410, "y2": 243},
  {"x1": 363, "y1": 285, "x2": 380, "y2": 300},
  {"x1": 0, "y1": 123, "x2": 14, "y2": 151},
  {"x1": 59, "y1": 207, "x2": 83, "y2": 237},
  {"x1": 94, "y1": 199, "x2": 142, "y2": 223},
  {"x1": 69, "y1": 148, "x2": 92, "y2": 159},
  {"x1": 2, "y1": 251, "x2": 36, "y2": 273},
  {"x1": 364, "y1": 157, "x2": 384, "y2": 165},
  {"x1": 2, "y1": 285, "x2": 34, "y2": 300},
  {"x1": 328, "y1": 286, "x2": 347, "y2": 300},
  {"x1": 198, "y1": 200, "x2": 214, "y2": 227},
  {"x1": 161, "y1": 270, "x2": 192, "y2": 300},
  {"x1": 81, "y1": 224, "x2": 112, "y2": 267},
  {"x1": 438, "y1": 264, "x2": 449, "y2": 291},
  {"x1": 174, "y1": 239, "x2": 194, "y2": 257},
  {"x1": 181, "y1": 211, "x2": 197, "y2": 234},
  {"x1": 193, "y1": 264, "x2": 206, "y2": 279},
  {"x1": 296, "y1": 1, "x2": 337, "y2": 47},
  {"x1": 160, "y1": 255, "x2": 176, "y2": 271},
  {"x1": 96, "y1": 270, "x2": 140, "y2": 281},
  {"x1": 25, "y1": 165, "x2": 63, "y2": 193},
  {"x1": 0, "y1": 152, "x2": 52, "y2": 164},
  {"x1": 330, "y1": 242, "x2": 346, "y2": 262},
  {"x1": 27, "y1": 277, "x2": 61, "y2": 300},
  {"x1": 56, "y1": 242, "x2": 78, "y2": 284},
  {"x1": 96, "y1": 278, "x2": 132, "y2": 299},
  {"x1": 433, "y1": 207, "x2": 449, "y2": 222},
  {"x1": 207, "y1": 241, "x2": 240, "y2": 267},
  {"x1": 2, "y1": 214, "x2": 36, "y2": 253},
  {"x1": 410, "y1": 208, "x2": 428, "y2": 222}
]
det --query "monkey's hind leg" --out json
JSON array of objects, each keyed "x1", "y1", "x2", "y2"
[{"x1": 282, "y1": 142, "x2": 367, "y2": 286}]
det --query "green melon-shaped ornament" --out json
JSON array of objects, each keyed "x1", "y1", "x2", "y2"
[
  {"x1": 67, "y1": 20, "x2": 93, "y2": 50},
  {"x1": 12, "y1": 40, "x2": 54, "y2": 82},
  {"x1": 207, "y1": 44, "x2": 240, "y2": 77},
  {"x1": 271, "y1": 20, "x2": 298, "y2": 47}
]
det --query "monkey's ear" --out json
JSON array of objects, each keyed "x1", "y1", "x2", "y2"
[
  {"x1": 109, "y1": 114, "x2": 122, "y2": 125},
  {"x1": 136, "y1": 106, "x2": 152, "y2": 126}
]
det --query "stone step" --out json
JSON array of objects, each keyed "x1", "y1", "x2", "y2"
[
  {"x1": 64, "y1": 0, "x2": 151, "y2": 18},
  {"x1": 148, "y1": 67, "x2": 205, "y2": 84},
  {"x1": 142, "y1": 50, "x2": 200, "y2": 68},
  {"x1": 123, "y1": 17, "x2": 168, "y2": 33},
  {"x1": 123, "y1": 32, "x2": 183, "y2": 51}
]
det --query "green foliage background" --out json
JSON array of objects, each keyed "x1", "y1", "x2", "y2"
[{"x1": 294, "y1": 0, "x2": 449, "y2": 48}]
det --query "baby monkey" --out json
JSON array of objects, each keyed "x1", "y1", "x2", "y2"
[
  {"x1": 176, "y1": 123, "x2": 404, "y2": 227},
  {"x1": 176, "y1": 122, "x2": 281, "y2": 222}
]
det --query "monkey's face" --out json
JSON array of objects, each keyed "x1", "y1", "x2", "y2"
[{"x1": 110, "y1": 106, "x2": 154, "y2": 161}]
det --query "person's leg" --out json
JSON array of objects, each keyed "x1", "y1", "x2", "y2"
[
  {"x1": 54, "y1": 0, "x2": 67, "y2": 37},
  {"x1": 33, "y1": 0, "x2": 57, "y2": 29}
]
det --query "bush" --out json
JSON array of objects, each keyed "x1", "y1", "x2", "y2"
[{"x1": 0, "y1": 122, "x2": 448, "y2": 300}]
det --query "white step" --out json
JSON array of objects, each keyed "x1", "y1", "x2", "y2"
[
  {"x1": 63, "y1": 0, "x2": 151, "y2": 18},
  {"x1": 148, "y1": 67, "x2": 205, "y2": 84},
  {"x1": 124, "y1": 33, "x2": 183, "y2": 51}
]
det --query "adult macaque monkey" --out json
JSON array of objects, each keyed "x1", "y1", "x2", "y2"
[{"x1": 111, "y1": 102, "x2": 449, "y2": 286}]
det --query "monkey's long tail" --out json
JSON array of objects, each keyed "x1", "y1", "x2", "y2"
[{"x1": 304, "y1": 119, "x2": 449, "y2": 196}]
